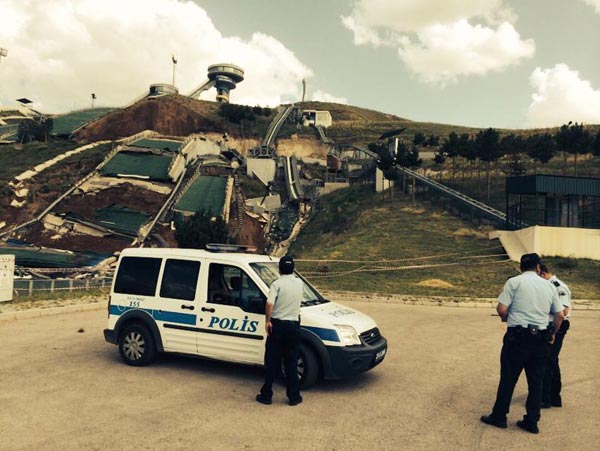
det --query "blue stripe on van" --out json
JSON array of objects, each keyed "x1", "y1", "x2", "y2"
[
  {"x1": 109, "y1": 305, "x2": 196, "y2": 326},
  {"x1": 302, "y1": 326, "x2": 340, "y2": 342}
]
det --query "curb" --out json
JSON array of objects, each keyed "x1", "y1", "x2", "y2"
[{"x1": 0, "y1": 302, "x2": 104, "y2": 322}]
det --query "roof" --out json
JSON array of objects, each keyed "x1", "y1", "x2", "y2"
[
  {"x1": 120, "y1": 247, "x2": 276, "y2": 265},
  {"x1": 506, "y1": 174, "x2": 600, "y2": 196}
]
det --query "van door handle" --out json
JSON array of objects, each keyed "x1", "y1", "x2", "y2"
[
  {"x1": 181, "y1": 305, "x2": 195, "y2": 310},
  {"x1": 201, "y1": 307, "x2": 215, "y2": 313}
]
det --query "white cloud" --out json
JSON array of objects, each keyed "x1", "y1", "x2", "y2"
[
  {"x1": 581, "y1": 0, "x2": 600, "y2": 14},
  {"x1": 0, "y1": 0, "x2": 334, "y2": 113},
  {"x1": 341, "y1": 0, "x2": 534, "y2": 85},
  {"x1": 527, "y1": 64, "x2": 600, "y2": 127},
  {"x1": 311, "y1": 90, "x2": 348, "y2": 104}
]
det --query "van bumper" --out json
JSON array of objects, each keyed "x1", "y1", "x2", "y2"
[
  {"x1": 104, "y1": 329, "x2": 117, "y2": 344},
  {"x1": 324, "y1": 336, "x2": 387, "y2": 379}
]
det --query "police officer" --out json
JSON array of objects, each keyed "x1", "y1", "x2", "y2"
[
  {"x1": 539, "y1": 263, "x2": 571, "y2": 408},
  {"x1": 256, "y1": 256, "x2": 304, "y2": 406},
  {"x1": 481, "y1": 253, "x2": 564, "y2": 434}
]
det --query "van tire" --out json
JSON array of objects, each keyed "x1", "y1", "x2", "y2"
[
  {"x1": 298, "y1": 344, "x2": 319, "y2": 389},
  {"x1": 118, "y1": 324, "x2": 156, "y2": 366}
]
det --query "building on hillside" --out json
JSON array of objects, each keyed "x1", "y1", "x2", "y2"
[
  {"x1": 301, "y1": 110, "x2": 332, "y2": 128},
  {"x1": 506, "y1": 174, "x2": 600, "y2": 229}
]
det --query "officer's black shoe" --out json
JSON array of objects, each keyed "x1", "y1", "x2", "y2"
[
  {"x1": 551, "y1": 398, "x2": 562, "y2": 407},
  {"x1": 540, "y1": 402, "x2": 552, "y2": 409},
  {"x1": 516, "y1": 419, "x2": 539, "y2": 434},
  {"x1": 480, "y1": 415, "x2": 507, "y2": 429},
  {"x1": 288, "y1": 396, "x2": 303, "y2": 406},
  {"x1": 255, "y1": 394, "x2": 272, "y2": 405}
]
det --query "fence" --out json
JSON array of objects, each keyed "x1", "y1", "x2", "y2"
[{"x1": 13, "y1": 277, "x2": 113, "y2": 297}]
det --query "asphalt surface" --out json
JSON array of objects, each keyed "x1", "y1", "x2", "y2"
[{"x1": 1, "y1": 301, "x2": 598, "y2": 451}]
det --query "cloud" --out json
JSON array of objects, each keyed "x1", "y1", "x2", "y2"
[
  {"x1": 310, "y1": 90, "x2": 348, "y2": 104},
  {"x1": 341, "y1": 0, "x2": 534, "y2": 85},
  {"x1": 581, "y1": 0, "x2": 600, "y2": 14},
  {"x1": 0, "y1": 0, "x2": 329, "y2": 113},
  {"x1": 527, "y1": 64, "x2": 600, "y2": 127}
]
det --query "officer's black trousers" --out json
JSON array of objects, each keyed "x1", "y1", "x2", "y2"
[
  {"x1": 542, "y1": 320, "x2": 569, "y2": 404},
  {"x1": 260, "y1": 318, "x2": 301, "y2": 401},
  {"x1": 491, "y1": 328, "x2": 550, "y2": 423}
]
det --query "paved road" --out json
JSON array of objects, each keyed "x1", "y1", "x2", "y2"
[{"x1": 1, "y1": 301, "x2": 598, "y2": 451}]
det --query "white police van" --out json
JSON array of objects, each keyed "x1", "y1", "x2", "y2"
[{"x1": 104, "y1": 246, "x2": 387, "y2": 388}]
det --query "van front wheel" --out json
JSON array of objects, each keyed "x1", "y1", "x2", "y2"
[
  {"x1": 118, "y1": 324, "x2": 156, "y2": 366},
  {"x1": 297, "y1": 344, "x2": 319, "y2": 389}
]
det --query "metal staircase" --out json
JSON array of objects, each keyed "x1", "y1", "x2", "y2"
[{"x1": 397, "y1": 166, "x2": 517, "y2": 228}]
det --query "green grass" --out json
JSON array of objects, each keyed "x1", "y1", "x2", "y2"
[
  {"x1": 0, "y1": 140, "x2": 83, "y2": 183},
  {"x1": 290, "y1": 186, "x2": 600, "y2": 299}
]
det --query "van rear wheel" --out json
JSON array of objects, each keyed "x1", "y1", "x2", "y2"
[{"x1": 118, "y1": 324, "x2": 156, "y2": 366}]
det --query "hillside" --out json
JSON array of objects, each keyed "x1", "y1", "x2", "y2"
[
  {"x1": 73, "y1": 95, "x2": 272, "y2": 142},
  {"x1": 290, "y1": 186, "x2": 600, "y2": 299}
]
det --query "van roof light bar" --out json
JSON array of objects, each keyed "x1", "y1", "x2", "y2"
[{"x1": 205, "y1": 243, "x2": 258, "y2": 253}]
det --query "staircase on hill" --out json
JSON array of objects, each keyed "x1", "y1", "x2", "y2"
[
  {"x1": 396, "y1": 166, "x2": 519, "y2": 229},
  {"x1": 232, "y1": 170, "x2": 244, "y2": 237}
]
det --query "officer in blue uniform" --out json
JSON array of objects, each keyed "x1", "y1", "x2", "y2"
[
  {"x1": 481, "y1": 253, "x2": 564, "y2": 434},
  {"x1": 539, "y1": 263, "x2": 571, "y2": 408},
  {"x1": 256, "y1": 256, "x2": 304, "y2": 406}
]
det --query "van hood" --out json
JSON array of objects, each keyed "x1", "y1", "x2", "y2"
[{"x1": 302, "y1": 301, "x2": 377, "y2": 333}]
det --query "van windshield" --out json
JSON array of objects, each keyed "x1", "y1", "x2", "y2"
[{"x1": 249, "y1": 262, "x2": 329, "y2": 307}]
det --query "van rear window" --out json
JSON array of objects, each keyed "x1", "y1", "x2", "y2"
[{"x1": 114, "y1": 257, "x2": 162, "y2": 296}]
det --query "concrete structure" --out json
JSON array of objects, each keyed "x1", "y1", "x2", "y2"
[
  {"x1": 247, "y1": 158, "x2": 276, "y2": 185},
  {"x1": 188, "y1": 64, "x2": 245, "y2": 103},
  {"x1": 302, "y1": 110, "x2": 332, "y2": 128},
  {"x1": 148, "y1": 83, "x2": 179, "y2": 97},
  {"x1": 491, "y1": 225, "x2": 600, "y2": 262},
  {"x1": 0, "y1": 254, "x2": 14, "y2": 302}
]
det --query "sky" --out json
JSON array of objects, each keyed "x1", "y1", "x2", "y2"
[{"x1": 1, "y1": 0, "x2": 600, "y2": 129}]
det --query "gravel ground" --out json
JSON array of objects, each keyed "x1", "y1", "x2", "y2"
[{"x1": 0, "y1": 298, "x2": 598, "y2": 451}]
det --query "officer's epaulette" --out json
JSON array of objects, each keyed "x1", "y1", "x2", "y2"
[
  {"x1": 506, "y1": 273, "x2": 519, "y2": 280},
  {"x1": 552, "y1": 280, "x2": 561, "y2": 287}
]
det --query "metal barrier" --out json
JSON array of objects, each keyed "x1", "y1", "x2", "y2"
[{"x1": 13, "y1": 277, "x2": 113, "y2": 297}]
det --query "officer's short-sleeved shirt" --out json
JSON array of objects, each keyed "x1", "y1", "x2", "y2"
[
  {"x1": 549, "y1": 275, "x2": 572, "y2": 320},
  {"x1": 498, "y1": 271, "x2": 562, "y2": 329},
  {"x1": 267, "y1": 274, "x2": 303, "y2": 321}
]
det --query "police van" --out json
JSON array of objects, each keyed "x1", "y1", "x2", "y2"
[{"x1": 104, "y1": 246, "x2": 387, "y2": 388}]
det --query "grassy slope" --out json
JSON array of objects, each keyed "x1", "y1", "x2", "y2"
[{"x1": 290, "y1": 186, "x2": 600, "y2": 299}]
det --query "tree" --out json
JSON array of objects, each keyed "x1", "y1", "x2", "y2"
[
  {"x1": 526, "y1": 134, "x2": 557, "y2": 173},
  {"x1": 413, "y1": 132, "x2": 426, "y2": 146},
  {"x1": 592, "y1": 131, "x2": 600, "y2": 157},
  {"x1": 555, "y1": 122, "x2": 592, "y2": 176},
  {"x1": 18, "y1": 117, "x2": 53, "y2": 143},
  {"x1": 441, "y1": 132, "x2": 461, "y2": 182},
  {"x1": 501, "y1": 134, "x2": 526, "y2": 176},
  {"x1": 456, "y1": 133, "x2": 476, "y2": 181},
  {"x1": 475, "y1": 128, "x2": 502, "y2": 201},
  {"x1": 425, "y1": 134, "x2": 439, "y2": 147},
  {"x1": 175, "y1": 210, "x2": 229, "y2": 249}
]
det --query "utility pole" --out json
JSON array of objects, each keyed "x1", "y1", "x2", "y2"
[
  {"x1": 171, "y1": 55, "x2": 177, "y2": 86},
  {"x1": 91, "y1": 93, "x2": 96, "y2": 108},
  {"x1": 0, "y1": 47, "x2": 7, "y2": 64}
]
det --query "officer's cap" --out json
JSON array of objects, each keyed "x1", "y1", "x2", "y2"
[{"x1": 279, "y1": 256, "x2": 294, "y2": 274}]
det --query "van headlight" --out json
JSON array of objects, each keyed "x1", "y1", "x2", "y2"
[{"x1": 334, "y1": 325, "x2": 361, "y2": 346}]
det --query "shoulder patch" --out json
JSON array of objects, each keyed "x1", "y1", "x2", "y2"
[{"x1": 552, "y1": 280, "x2": 561, "y2": 287}]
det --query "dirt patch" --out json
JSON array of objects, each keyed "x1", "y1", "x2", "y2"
[
  {"x1": 416, "y1": 279, "x2": 455, "y2": 289},
  {"x1": 452, "y1": 227, "x2": 488, "y2": 239},
  {"x1": 276, "y1": 137, "x2": 329, "y2": 159},
  {"x1": 401, "y1": 206, "x2": 425, "y2": 214}
]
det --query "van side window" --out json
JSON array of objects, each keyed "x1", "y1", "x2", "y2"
[
  {"x1": 114, "y1": 257, "x2": 162, "y2": 296},
  {"x1": 208, "y1": 264, "x2": 266, "y2": 314},
  {"x1": 160, "y1": 259, "x2": 200, "y2": 301}
]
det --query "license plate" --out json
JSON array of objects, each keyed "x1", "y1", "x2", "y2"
[{"x1": 375, "y1": 349, "x2": 386, "y2": 361}]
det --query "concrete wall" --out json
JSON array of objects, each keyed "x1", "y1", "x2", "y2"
[
  {"x1": 320, "y1": 182, "x2": 349, "y2": 196},
  {"x1": 168, "y1": 154, "x2": 186, "y2": 182},
  {"x1": 493, "y1": 225, "x2": 600, "y2": 261},
  {"x1": 247, "y1": 158, "x2": 276, "y2": 185},
  {"x1": 182, "y1": 137, "x2": 220, "y2": 163},
  {"x1": 376, "y1": 168, "x2": 394, "y2": 192}
]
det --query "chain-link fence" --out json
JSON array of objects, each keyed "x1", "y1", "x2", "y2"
[{"x1": 13, "y1": 277, "x2": 113, "y2": 297}]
